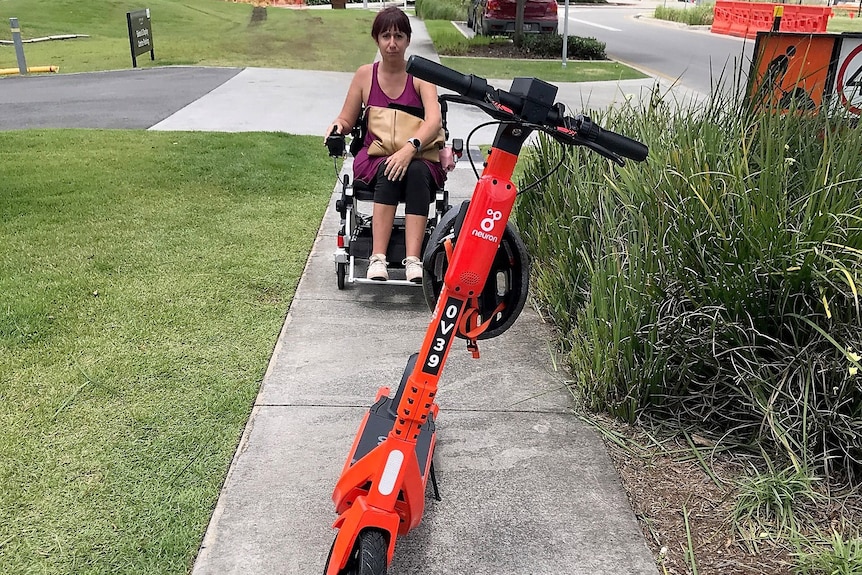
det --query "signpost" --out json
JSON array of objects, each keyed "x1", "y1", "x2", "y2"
[
  {"x1": 561, "y1": 0, "x2": 569, "y2": 67},
  {"x1": 9, "y1": 18, "x2": 28, "y2": 75},
  {"x1": 126, "y1": 9, "x2": 154, "y2": 68}
]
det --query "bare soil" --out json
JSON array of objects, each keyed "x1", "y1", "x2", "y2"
[
  {"x1": 461, "y1": 41, "x2": 554, "y2": 60},
  {"x1": 595, "y1": 415, "x2": 862, "y2": 575}
]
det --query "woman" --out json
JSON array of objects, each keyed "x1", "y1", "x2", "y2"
[{"x1": 326, "y1": 7, "x2": 445, "y2": 283}]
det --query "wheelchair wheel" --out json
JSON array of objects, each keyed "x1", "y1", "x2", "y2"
[
  {"x1": 324, "y1": 529, "x2": 388, "y2": 575},
  {"x1": 336, "y1": 263, "x2": 347, "y2": 290}
]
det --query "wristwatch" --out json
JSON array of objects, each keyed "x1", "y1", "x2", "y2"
[{"x1": 408, "y1": 137, "x2": 421, "y2": 151}]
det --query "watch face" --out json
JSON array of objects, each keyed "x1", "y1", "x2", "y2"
[{"x1": 410, "y1": 138, "x2": 421, "y2": 149}]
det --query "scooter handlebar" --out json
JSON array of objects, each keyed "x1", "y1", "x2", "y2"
[
  {"x1": 570, "y1": 115, "x2": 648, "y2": 162},
  {"x1": 407, "y1": 55, "x2": 649, "y2": 163}
]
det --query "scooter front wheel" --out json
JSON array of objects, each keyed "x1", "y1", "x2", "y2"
[{"x1": 325, "y1": 528, "x2": 388, "y2": 575}]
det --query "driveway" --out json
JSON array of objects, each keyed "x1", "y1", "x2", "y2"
[{"x1": 0, "y1": 67, "x2": 241, "y2": 130}]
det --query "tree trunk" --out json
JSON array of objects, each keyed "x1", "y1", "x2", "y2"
[{"x1": 514, "y1": 0, "x2": 526, "y2": 48}]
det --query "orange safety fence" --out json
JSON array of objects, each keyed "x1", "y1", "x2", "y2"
[{"x1": 712, "y1": 1, "x2": 832, "y2": 39}]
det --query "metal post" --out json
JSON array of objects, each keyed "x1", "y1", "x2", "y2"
[
  {"x1": 561, "y1": 0, "x2": 569, "y2": 68},
  {"x1": 10, "y1": 18, "x2": 28, "y2": 75}
]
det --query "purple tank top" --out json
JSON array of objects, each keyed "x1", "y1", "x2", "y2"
[{"x1": 352, "y1": 62, "x2": 445, "y2": 187}]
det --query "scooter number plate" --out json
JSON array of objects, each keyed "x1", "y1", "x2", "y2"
[{"x1": 422, "y1": 296, "x2": 463, "y2": 376}]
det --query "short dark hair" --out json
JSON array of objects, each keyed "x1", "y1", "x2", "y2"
[{"x1": 371, "y1": 7, "x2": 411, "y2": 40}]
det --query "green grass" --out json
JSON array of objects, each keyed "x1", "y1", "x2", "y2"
[
  {"x1": 828, "y1": 13, "x2": 862, "y2": 34},
  {"x1": 795, "y1": 531, "x2": 862, "y2": 575},
  {"x1": 0, "y1": 0, "x2": 378, "y2": 73},
  {"x1": 0, "y1": 129, "x2": 332, "y2": 574},
  {"x1": 732, "y1": 467, "x2": 822, "y2": 539},
  {"x1": 441, "y1": 56, "x2": 646, "y2": 82}
]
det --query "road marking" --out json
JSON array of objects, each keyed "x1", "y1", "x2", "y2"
[{"x1": 565, "y1": 18, "x2": 621, "y2": 32}]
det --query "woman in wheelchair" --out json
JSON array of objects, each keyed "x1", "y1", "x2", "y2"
[{"x1": 326, "y1": 7, "x2": 445, "y2": 283}]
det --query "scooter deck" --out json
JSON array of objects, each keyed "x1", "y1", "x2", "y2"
[{"x1": 348, "y1": 354, "x2": 436, "y2": 477}]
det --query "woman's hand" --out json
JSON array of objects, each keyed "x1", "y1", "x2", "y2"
[
  {"x1": 383, "y1": 144, "x2": 417, "y2": 181},
  {"x1": 324, "y1": 122, "x2": 341, "y2": 144}
]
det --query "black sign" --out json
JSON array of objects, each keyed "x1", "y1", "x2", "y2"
[
  {"x1": 126, "y1": 9, "x2": 154, "y2": 68},
  {"x1": 421, "y1": 296, "x2": 464, "y2": 376}
]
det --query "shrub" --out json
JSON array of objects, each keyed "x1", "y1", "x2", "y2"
[
  {"x1": 416, "y1": 0, "x2": 468, "y2": 22},
  {"x1": 654, "y1": 4, "x2": 715, "y2": 26},
  {"x1": 521, "y1": 34, "x2": 606, "y2": 60},
  {"x1": 514, "y1": 87, "x2": 862, "y2": 486}
]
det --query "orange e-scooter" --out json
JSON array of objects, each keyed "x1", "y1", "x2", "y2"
[{"x1": 324, "y1": 56, "x2": 649, "y2": 575}]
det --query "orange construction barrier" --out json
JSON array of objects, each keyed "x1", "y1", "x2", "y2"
[
  {"x1": 712, "y1": 1, "x2": 833, "y2": 39},
  {"x1": 711, "y1": 2, "x2": 733, "y2": 34}
]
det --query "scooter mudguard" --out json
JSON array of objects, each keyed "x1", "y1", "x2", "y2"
[{"x1": 326, "y1": 495, "x2": 399, "y2": 575}]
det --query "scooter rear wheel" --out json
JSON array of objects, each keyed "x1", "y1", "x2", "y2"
[{"x1": 325, "y1": 529, "x2": 388, "y2": 575}]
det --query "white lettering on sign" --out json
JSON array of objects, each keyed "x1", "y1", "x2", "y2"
[
  {"x1": 423, "y1": 300, "x2": 461, "y2": 375},
  {"x1": 137, "y1": 38, "x2": 150, "y2": 48}
]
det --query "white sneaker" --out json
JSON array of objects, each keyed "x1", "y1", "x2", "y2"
[
  {"x1": 367, "y1": 253, "x2": 388, "y2": 281},
  {"x1": 403, "y1": 256, "x2": 423, "y2": 284}
]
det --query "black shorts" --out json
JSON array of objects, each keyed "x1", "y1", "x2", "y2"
[{"x1": 372, "y1": 160, "x2": 436, "y2": 216}]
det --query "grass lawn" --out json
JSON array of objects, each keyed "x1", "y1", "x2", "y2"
[
  {"x1": 0, "y1": 130, "x2": 332, "y2": 574},
  {"x1": 426, "y1": 19, "x2": 645, "y2": 82},
  {"x1": 441, "y1": 56, "x2": 646, "y2": 83},
  {"x1": 0, "y1": 0, "x2": 645, "y2": 81},
  {"x1": 0, "y1": 0, "x2": 378, "y2": 73},
  {"x1": 828, "y1": 12, "x2": 862, "y2": 33}
]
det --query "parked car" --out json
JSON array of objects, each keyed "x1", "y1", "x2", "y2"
[{"x1": 467, "y1": 0, "x2": 558, "y2": 36}]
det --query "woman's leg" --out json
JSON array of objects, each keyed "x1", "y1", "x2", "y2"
[
  {"x1": 404, "y1": 214, "x2": 427, "y2": 259},
  {"x1": 403, "y1": 161, "x2": 436, "y2": 259},
  {"x1": 367, "y1": 163, "x2": 402, "y2": 280},
  {"x1": 371, "y1": 202, "x2": 397, "y2": 255}
]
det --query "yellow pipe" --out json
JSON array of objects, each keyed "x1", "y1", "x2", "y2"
[{"x1": 0, "y1": 65, "x2": 60, "y2": 76}]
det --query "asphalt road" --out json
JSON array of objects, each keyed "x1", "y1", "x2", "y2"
[
  {"x1": 558, "y1": 4, "x2": 756, "y2": 95},
  {"x1": 0, "y1": 67, "x2": 241, "y2": 130}
]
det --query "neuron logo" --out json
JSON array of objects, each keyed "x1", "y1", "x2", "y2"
[{"x1": 472, "y1": 209, "x2": 502, "y2": 242}]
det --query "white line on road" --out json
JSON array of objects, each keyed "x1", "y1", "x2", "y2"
[{"x1": 565, "y1": 18, "x2": 621, "y2": 32}]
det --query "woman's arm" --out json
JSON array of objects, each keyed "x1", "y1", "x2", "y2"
[
  {"x1": 325, "y1": 65, "x2": 371, "y2": 139},
  {"x1": 413, "y1": 78, "x2": 442, "y2": 147}
]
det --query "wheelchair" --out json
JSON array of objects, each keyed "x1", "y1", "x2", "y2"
[{"x1": 326, "y1": 98, "x2": 463, "y2": 289}]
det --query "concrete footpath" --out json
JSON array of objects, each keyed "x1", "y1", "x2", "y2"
[{"x1": 175, "y1": 14, "x2": 661, "y2": 575}]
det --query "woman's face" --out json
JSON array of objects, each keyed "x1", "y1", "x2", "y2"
[{"x1": 376, "y1": 26, "x2": 409, "y2": 60}]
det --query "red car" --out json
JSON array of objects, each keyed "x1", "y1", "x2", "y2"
[{"x1": 467, "y1": 0, "x2": 559, "y2": 36}]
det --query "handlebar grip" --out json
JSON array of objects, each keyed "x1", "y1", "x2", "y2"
[
  {"x1": 575, "y1": 116, "x2": 647, "y2": 162},
  {"x1": 596, "y1": 128, "x2": 648, "y2": 162},
  {"x1": 407, "y1": 55, "x2": 489, "y2": 101}
]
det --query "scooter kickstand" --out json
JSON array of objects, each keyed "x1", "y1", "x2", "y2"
[{"x1": 429, "y1": 460, "x2": 441, "y2": 502}]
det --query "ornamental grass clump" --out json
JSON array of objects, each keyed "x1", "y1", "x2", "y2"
[{"x1": 514, "y1": 86, "x2": 862, "y2": 485}]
